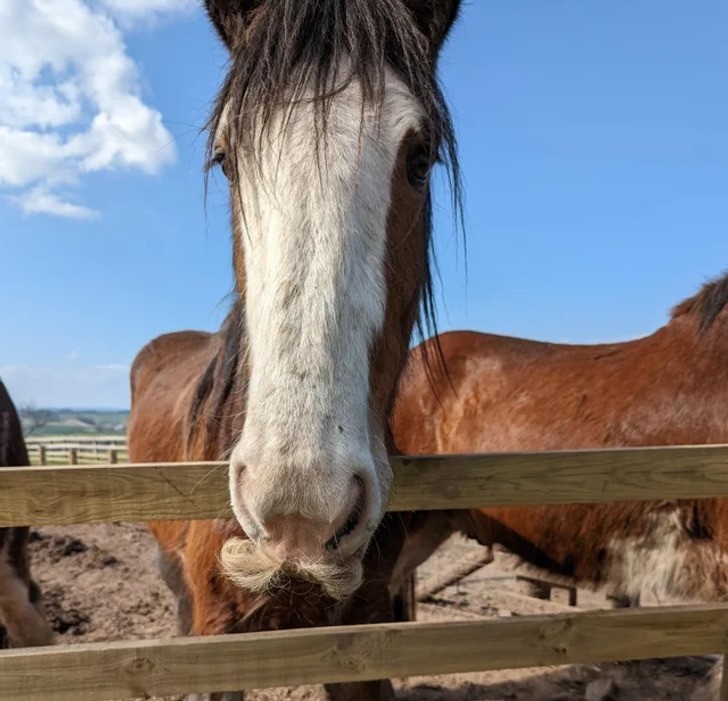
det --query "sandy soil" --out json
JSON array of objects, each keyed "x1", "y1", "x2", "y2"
[{"x1": 28, "y1": 525, "x2": 716, "y2": 701}]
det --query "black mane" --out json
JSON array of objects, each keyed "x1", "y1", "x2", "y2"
[
  {"x1": 671, "y1": 270, "x2": 728, "y2": 332},
  {"x1": 187, "y1": 301, "x2": 248, "y2": 459}
]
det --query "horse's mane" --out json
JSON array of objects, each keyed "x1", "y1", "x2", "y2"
[
  {"x1": 187, "y1": 301, "x2": 247, "y2": 458},
  {"x1": 671, "y1": 270, "x2": 728, "y2": 332},
  {"x1": 205, "y1": 0, "x2": 463, "y2": 349}
]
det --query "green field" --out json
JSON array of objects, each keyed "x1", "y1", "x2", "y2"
[{"x1": 21, "y1": 409, "x2": 129, "y2": 437}]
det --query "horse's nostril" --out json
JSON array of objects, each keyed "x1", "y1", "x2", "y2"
[
  {"x1": 328, "y1": 509, "x2": 360, "y2": 549},
  {"x1": 325, "y1": 476, "x2": 366, "y2": 551}
]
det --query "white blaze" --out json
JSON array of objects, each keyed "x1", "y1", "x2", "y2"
[{"x1": 228, "y1": 69, "x2": 425, "y2": 536}]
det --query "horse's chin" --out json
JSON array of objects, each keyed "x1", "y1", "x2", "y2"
[{"x1": 220, "y1": 536, "x2": 363, "y2": 601}]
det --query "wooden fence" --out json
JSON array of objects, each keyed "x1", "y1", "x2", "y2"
[
  {"x1": 25, "y1": 435, "x2": 128, "y2": 466},
  {"x1": 3, "y1": 445, "x2": 728, "y2": 700}
]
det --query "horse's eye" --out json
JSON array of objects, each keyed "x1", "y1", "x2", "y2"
[
  {"x1": 212, "y1": 149, "x2": 228, "y2": 176},
  {"x1": 406, "y1": 144, "x2": 432, "y2": 190}
]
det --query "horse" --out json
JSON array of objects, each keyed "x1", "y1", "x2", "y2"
[
  {"x1": 128, "y1": 1, "x2": 461, "y2": 699},
  {"x1": 391, "y1": 271, "x2": 728, "y2": 700},
  {"x1": 0, "y1": 380, "x2": 53, "y2": 649}
]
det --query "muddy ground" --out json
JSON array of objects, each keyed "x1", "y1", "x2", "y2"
[{"x1": 28, "y1": 525, "x2": 716, "y2": 701}]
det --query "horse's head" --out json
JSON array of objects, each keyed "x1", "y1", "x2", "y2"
[{"x1": 205, "y1": 0, "x2": 460, "y2": 598}]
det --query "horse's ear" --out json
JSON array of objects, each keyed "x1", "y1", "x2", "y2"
[
  {"x1": 205, "y1": 0, "x2": 260, "y2": 52},
  {"x1": 404, "y1": 0, "x2": 461, "y2": 55}
]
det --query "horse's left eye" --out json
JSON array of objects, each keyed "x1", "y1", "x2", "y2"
[{"x1": 407, "y1": 145, "x2": 432, "y2": 190}]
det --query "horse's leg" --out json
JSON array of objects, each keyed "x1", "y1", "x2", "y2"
[
  {"x1": 607, "y1": 592, "x2": 641, "y2": 608},
  {"x1": 0, "y1": 528, "x2": 53, "y2": 648},
  {"x1": 27, "y1": 579, "x2": 47, "y2": 621},
  {"x1": 392, "y1": 571, "x2": 416, "y2": 622},
  {"x1": 156, "y1": 546, "x2": 193, "y2": 636},
  {"x1": 0, "y1": 575, "x2": 53, "y2": 647},
  {"x1": 690, "y1": 658, "x2": 722, "y2": 701},
  {"x1": 324, "y1": 681, "x2": 395, "y2": 701}
]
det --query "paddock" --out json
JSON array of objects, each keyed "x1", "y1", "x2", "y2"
[{"x1": 5, "y1": 446, "x2": 728, "y2": 700}]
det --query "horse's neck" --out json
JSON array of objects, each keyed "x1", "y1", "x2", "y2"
[{"x1": 640, "y1": 319, "x2": 728, "y2": 442}]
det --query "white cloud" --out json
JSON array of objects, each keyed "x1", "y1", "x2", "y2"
[
  {"x1": 17, "y1": 186, "x2": 100, "y2": 219},
  {"x1": 0, "y1": 0, "x2": 189, "y2": 219},
  {"x1": 1, "y1": 363, "x2": 130, "y2": 408},
  {"x1": 100, "y1": 0, "x2": 196, "y2": 20}
]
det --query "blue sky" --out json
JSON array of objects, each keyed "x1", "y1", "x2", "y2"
[{"x1": 1, "y1": 1, "x2": 727, "y2": 408}]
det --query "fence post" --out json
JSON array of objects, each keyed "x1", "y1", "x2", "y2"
[
  {"x1": 38, "y1": 445, "x2": 47, "y2": 465},
  {"x1": 109, "y1": 449, "x2": 118, "y2": 465},
  {"x1": 68, "y1": 448, "x2": 78, "y2": 465}
]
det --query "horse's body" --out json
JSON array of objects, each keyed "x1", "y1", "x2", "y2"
[
  {"x1": 394, "y1": 273, "x2": 728, "y2": 601},
  {"x1": 0, "y1": 381, "x2": 53, "y2": 648},
  {"x1": 391, "y1": 274, "x2": 728, "y2": 700},
  {"x1": 129, "y1": 2, "x2": 460, "y2": 699}
]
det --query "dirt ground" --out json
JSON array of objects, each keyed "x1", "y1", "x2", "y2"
[{"x1": 29, "y1": 525, "x2": 716, "y2": 701}]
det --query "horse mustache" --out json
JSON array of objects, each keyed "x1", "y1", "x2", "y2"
[{"x1": 220, "y1": 536, "x2": 363, "y2": 601}]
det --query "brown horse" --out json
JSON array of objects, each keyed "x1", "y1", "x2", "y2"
[
  {"x1": 128, "y1": 1, "x2": 460, "y2": 699},
  {"x1": 391, "y1": 272, "x2": 728, "y2": 699},
  {"x1": 0, "y1": 380, "x2": 53, "y2": 649}
]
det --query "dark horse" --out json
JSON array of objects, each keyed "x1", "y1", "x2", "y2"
[
  {"x1": 0, "y1": 380, "x2": 53, "y2": 648},
  {"x1": 128, "y1": 1, "x2": 461, "y2": 699},
  {"x1": 391, "y1": 272, "x2": 728, "y2": 701}
]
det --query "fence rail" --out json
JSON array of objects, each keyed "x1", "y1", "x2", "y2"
[
  {"x1": 25, "y1": 436, "x2": 128, "y2": 466},
  {"x1": 3, "y1": 605, "x2": 727, "y2": 701},
  {"x1": 3, "y1": 445, "x2": 728, "y2": 700},
  {"x1": 4, "y1": 444, "x2": 728, "y2": 526}
]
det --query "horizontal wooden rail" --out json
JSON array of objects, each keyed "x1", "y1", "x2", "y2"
[
  {"x1": 25, "y1": 435, "x2": 126, "y2": 443},
  {"x1": 1, "y1": 604, "x2": 726, "y2": 701},
  {"x1": 26, "y1": 444, "x2": 128, "y2": 451},
  {"x1": 3, "y1": 445, "x2": 728, "y2": 526}
]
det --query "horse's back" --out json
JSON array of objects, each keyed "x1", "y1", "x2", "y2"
[
  {"x1": 128, "y1": 330, "x2": 214, "y2": 464},
  {"x1": 393, "y1": 328, "x2": 677, "y2": 454}
]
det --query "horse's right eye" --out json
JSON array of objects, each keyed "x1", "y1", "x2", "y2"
[{"x1": 212, "y1": 149, "x2": 228, "y2": 177}]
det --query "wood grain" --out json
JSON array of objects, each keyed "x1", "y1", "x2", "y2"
[{"x1": 1, "y1": 604, "x2": 726, "y2": 701}]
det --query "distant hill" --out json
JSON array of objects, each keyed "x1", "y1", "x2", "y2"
[{"x1": 20, "y1": 408, "x2": 129, "y2": 437}]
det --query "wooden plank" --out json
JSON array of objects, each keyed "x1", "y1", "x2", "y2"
[
  {"x1": 390, "y1": 444, "x2": 728, "y2": 512},
  {"x1": 0, "y1": 462, "x2": 229, "y2": 526},
  {"x1": 25, "y1": 435, "x2": 127, "y2": 443},
  {"x1": 1, "y1": 604, "x2": 727, "y2": 701},
  {"x1": 4, "y1": 445, "x2": 728, "y2": 526}
]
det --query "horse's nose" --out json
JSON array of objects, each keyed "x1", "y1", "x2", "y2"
[
  {"x1": 229, "y1": 452, "x2": 371, "y2": 561},
  {"x1": 261, "y1": 476, "x2": 363, "y2": 560}
]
